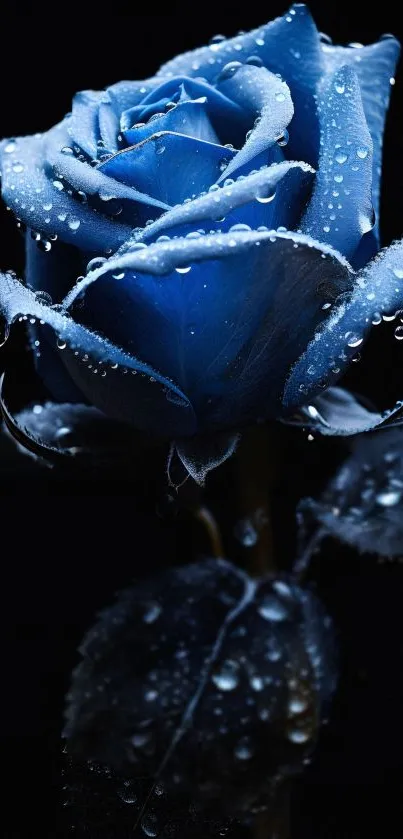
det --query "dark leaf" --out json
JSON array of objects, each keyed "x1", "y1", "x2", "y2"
[
  {"x1": 64, "y1": 559, "x2": 336, "y2": 824},
  {"x1": 298, "y1": 428, "x2": 403, "y2": 557}
]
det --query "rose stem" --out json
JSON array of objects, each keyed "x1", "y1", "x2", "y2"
[{"x1": 235, "y1": 425, "x2": 290, "y2": 839}]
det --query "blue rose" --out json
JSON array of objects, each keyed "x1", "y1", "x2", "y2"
[{"x1": 0, "y1": 4, "x2": 402, "y2": 480}]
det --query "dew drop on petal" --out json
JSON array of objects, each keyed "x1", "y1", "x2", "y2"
[
  {"x1": 345, "y1": 332, "x2": 363, "y2": 348},
  {"x1": 175, "y1": 265, "x2": 191, "y2": 274},
  {"x1": 256, "y1": 185, "x2": 276, "y2": 204},
  {"x1": 87, "y1": 256, "x2": 107, "y2": 272},
  {"x1": 375, "y1": 490, "x2": 401, "y2": 506},
  {"x1": 217, "y1": 61, "x2": 243, "y2": 82}
]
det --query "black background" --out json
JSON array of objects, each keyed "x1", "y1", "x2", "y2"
[{"x1": 1, "y1": 3, "x2": 403, "y2": 837}]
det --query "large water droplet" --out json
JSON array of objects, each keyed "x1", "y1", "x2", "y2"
[
  {"x1": 334, "y1": 82, "x2": 345, "y2": 94},
  {"x1": 118, "y1": 781, "x2": 138, "y2": 805},
  {"x1": 275, "y1": 91, "x2": 286, "y2": 102},
  {"x1": 4, "y1": 141, "x2": 16, "y2": 153},
  {"x1": 143, "y1": 602, "x2": 161, "y2": 624},
  {"x1": 277, "y1": 128, "x2": 289, "y2": 147},
  {"x1": 12, "y1": 163, "x2": 24, "y2": 173},
  {"x1": 288, "y1": 728, "x2": 310, "y2": 744},
  {"x1": 395, "y1": 325, "x2": 403, "y2": 340},
  {"x1": 141, "y1": 813, "x2": 158, "y2": 837},
  {"x1": 375, "y1": 490, "x2": 401, "y2": 507},
  {"x1": 258, "y1": 595, "x2": 288, "y2": 622},
  {"x1": 87, "y1": 256, "x2": 107, "y2": 273},
  {"x1": 335, "y1": 151, "x2": 348, "y2": 165},
  {"x1": 217, "y1": 61, "x2": 243, "y2": 82},
  {"x1": 393, "y1": 268, "x2": 403, "y2": 279},
  {"x1": 256, "y1": 185, "x2": 276, "y2": 204},
  {"x1": 288, "y1": 696, "x2": 308, "y2": 714},
  {"x1": 234, "y1": 738, "x2": 253, "y2": 760},
  {"x1": 175, "y1": 265, "x2": 191, "y2": 274},
  {"x1": 211, "y1": 660, "x2": 240, "y2": 691},
  {"x1": 345, "y1": 331, "x2": 363, "y2": 348}
]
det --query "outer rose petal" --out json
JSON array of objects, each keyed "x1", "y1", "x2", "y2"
[
  {"x1": 64, "y1": 229, "x2": 352, "y2": 431},
  {"x1": 302, "y1": 65, "x2": 373, "y2": 262},
  {"x1": 284, "y1": 238, "x2": 403, "y2": 410},
  {"x1": 0, "y1": 272, "x2": 196, "y2": 437}
]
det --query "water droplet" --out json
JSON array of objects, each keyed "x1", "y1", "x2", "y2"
[
  {"x1": 390, "y1": 77, "x2": 396, "y2": 86},
  {"x1": 372, "y1": 311, "x2": 382, "y2": 325},
  {"x1": 356, "y1": 146, "x2": 369, "y2": 159},
  {"x1": 143, "y1": 602, "x2": 161, "y2": 624},
  {"x1": 345, "y1": 331, "x2": 363, "y2": 348},
  {"x1": 376, "y1": 490, "x2": 401, "y2": 507},
  {"x1": 141, "y1": 813, "x2": 158, "y2": 836},
  {"x1": 275, "y1": 91, "x2": 286, "y2": 102},
  {"x1": 61, "y1": 146, "x2": 74, "y2": 155},
  {"x1": 12, "y1": 163, "x2": 24, "y2": 173},
  {"x1": 395, "y1": 325, "x2": 403, "y2": 340},
  {"x1": 87, "y1": 256, "x2": 107, "y2": 273},
  {"x1": 256, "y1": 185, "x2": 276, "y2": 204},
  {"x1": 250, "y1": 675, "x2": 264, "y2": 691},
  {"x1": 175, "y1": 265, "x2": 191, "y2": 274},
  {"x1": 234, "y1": 738, "x2": 253, "y2": 760},
  {"x1": 118, "y1": 781, "x2": 137, "y2": 805},
  {"x1": 55, "y1": 426, "x2": 72, "y2": 440},
  {"x1": 246, "y1": 55, "x2": 263, "y2": 66},
  {"x1": 218, "y1": 61, "x2": 243, "y2": 82},
  {"x1": 234, "y1": 518, "x2": 258, "y2": 546},
  {"x1": 57, "y1": 337, "x2": 67, "y2": 350},
  {"x1": 288, "y1": 728, "x2": 310, "y2": 744},
  {"x1": 335, "y1": 151, "x2": 348, "y2": 164},
  {"x1": 334, "y1": 174, "x2": 343, "y2": 183},
  {"x1": 68, "y1": 217, "x2": 80, "y2": 231},
  {"x1": 255, "y1": 36, "x2": 265, "y2": 47},
  {"x1": 112, "y1": 271, "x2": 125, "y2": 280},
  {"x1": 393, "y1": 268, "x2": 403, "y2": 279},
  {"x1": 0, "y1": 320, "x2": 10, "y2": 347},
  {"x1": 145, "y1": 689, "x2": 158, "y2": 702},
  {"x1": 4, "y1": 141, "x2": 16, "y2": 153},
  {"x1": 334, "y1": 82, "x2": 345, "y2": 94},
  {"x1": 229, "y1": 223, "x2": 251, "y2": 233},
  {"x1": 258, "y1": 595, "x2": 288, "y2": 622},
  {"x1": 288, "y1": 696, "x2": 308, "y2": 714},
  {"x1": 209, "y1": 33, "x2": 226, "y2": 47},
  {"x1": 211, "y1": 660, "x2": 240, "y2": 691},
  {"x1": 277, "y1": 128, "x2": 289, "y2": 147}
]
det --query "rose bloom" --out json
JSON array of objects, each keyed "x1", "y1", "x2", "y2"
[{"x1": 0, "y1": 4, "x2": 401, "y2": 479}]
